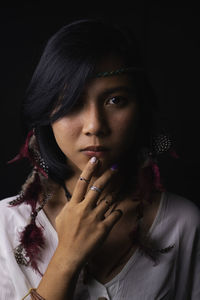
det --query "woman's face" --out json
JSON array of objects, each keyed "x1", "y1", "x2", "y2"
[{"x1": 51, "y1": 58, "x2": 139, "y2": 176}]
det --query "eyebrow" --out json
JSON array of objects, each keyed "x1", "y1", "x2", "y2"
[{"x1": 99, "y1": 86, "x2": 136, "y2": 98}]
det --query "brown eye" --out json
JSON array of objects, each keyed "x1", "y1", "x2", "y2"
[{"x1": 106, "y1": 96, "x2": 126, "y2": 106}]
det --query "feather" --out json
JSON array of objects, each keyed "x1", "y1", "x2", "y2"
[
  {"x1": 7, "y1": 130, "x2": 34, "y2": 164},
  {"x1": 150, "y1": 161, "x2": 165, "y2": 192},
  {"x1": 23, "y1": 171, "x2": 42, "y2": 209},
  {"x1": 169, "y1": 149, "x2": 179, "y2": 159},
  {"x1": 7, "y1": 129, "x2": 48, "y2": 178},
  {"x1": 19, "y1": 222, "x2": 45, "y2": 275}
]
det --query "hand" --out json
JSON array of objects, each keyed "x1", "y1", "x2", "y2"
[{"x1": 55, "y1": 157, "x2": 123, "y2": 269}]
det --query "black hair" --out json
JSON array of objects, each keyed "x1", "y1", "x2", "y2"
[{"x1": 21, "y1": 19, "x2": 158, "y2": 185}]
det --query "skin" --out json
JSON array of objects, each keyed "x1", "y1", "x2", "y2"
[
  {"x1": 36, "y1": 57, "x2": 161, "y2": 299},
  {"x1": 51, "y1": 70, "x2": 139, "y2": 191}
]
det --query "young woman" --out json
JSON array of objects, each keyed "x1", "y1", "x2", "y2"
[{"x1": 0, "y1": 19, "x2": 199, "y2": 300}]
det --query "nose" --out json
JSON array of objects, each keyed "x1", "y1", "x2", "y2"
[{"x1": 82, "y1": 104, "x2": 109, "y2": 137}]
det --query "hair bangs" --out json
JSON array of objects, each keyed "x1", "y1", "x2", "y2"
[{"x1": 49, "y1": 58, "x2": 95, "y2": 124}]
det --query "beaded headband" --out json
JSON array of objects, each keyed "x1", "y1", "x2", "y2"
[{"x1": 95, "y1": 66, "x2": 143, "y2": 78}]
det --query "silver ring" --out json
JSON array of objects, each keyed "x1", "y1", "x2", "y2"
[
  {"x1": 79, "y1": 176, "x2": 90, "y2": 183},
  {"x1": 90, "y1": 185, "x2": 102, "y2": 194}
]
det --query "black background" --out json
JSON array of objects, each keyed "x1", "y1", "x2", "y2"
[{"x1": 0, "y1": 2, "x2": 199, "y2": 208}]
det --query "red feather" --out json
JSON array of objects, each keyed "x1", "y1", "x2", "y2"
[
  {"x1": 150, "y1": 161, "x2": 165, "y2": 192},
  {"x1": 7, "y1": 129, "x2": 48, "y2": 178},
  {"x1": 169, "y1": 149, "x2": 179, "y2": 159},
  {"x1": 7, "y1": 130, "x2": 34, "y2": 164},
  {"x1": 20, "y1": 222, "x2": 45, "y2": 275},
  {"x1": 23, "y1": 172, "x2": 42, "y2": 209}
]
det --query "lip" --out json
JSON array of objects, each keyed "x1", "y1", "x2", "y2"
[
  {"x1": 81, "y1": 146, "x2": 109, "y2": 151},
  {"x1": 80, "y1": 146, "x2": 109, "y2": 158}
]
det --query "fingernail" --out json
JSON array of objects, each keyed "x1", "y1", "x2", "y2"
[
  {"x1": 90, "y1": 156, "x2": 97, "y2": 164},
  {"x1": 110, "y1": 163, "x2": 118, "y2": 171}
]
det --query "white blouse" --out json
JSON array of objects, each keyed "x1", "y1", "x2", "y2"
[{"x1": 0, "y1": 191, "x2": 200, "y2": 300}]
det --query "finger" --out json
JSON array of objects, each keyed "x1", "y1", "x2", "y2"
[
  {"x1": 103, "y1": 209, "x2": 123, "y2": 231},
  {"x1": 95, "y1": 195, "x2": 113, "y2": 220},
  {"x1": 84, "y1": 167, "x2": 118, "y2": 208},
  {"x1": 71, "y1": 156, "x2": 99, "y2": 203}
]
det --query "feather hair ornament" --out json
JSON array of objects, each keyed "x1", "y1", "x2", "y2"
[
  {"x1": 8, "y1": 130, "x2": 56, "y2": 274},
  {"x1": 129, "y1": 132, "x2": 178, "y2": 264},
  {"x1": 7, "y1": 129, "x2": 48, "y2": 178},
  {"x1": 11, "y1": 170, "x2": 48, "y2": 275}
]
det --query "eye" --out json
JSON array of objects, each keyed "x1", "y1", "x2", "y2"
[{"x1": 106, "y1": 96, "x2": 127, "y2": 106}]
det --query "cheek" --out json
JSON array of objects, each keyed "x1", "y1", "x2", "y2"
[
  {"x1": 111, "y1": 107, "x2": 139, "y2": 136},
  {"x1": 51, "y1": 118, "x2": 80, "y2": 147}
]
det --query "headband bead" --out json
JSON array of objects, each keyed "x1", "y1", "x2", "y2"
[{"x1": 95, "y1": 67, "x2": 143, "y2": 78}]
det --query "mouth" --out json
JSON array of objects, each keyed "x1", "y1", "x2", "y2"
[{"x1": 80, "y1": 146, "x2": 109, "y2": 158}]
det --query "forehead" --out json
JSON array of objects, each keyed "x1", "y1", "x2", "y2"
[
  {"x1": 94, "y1": 53, "x2": 126, "y2": 73},
  {"x1": 83, "y1": 74, "x2": 135, "y2": 98},
  {"x1": 82, "y1": 54, "x2": 135, "y2": 95}
]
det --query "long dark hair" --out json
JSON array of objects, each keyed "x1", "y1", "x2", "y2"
[
  {"x1": 10, "y1": 20, "x2": 174, "y2": 275},
  {"x1": 21, "y1": 19, "x2": 158, "y2": 185}
]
